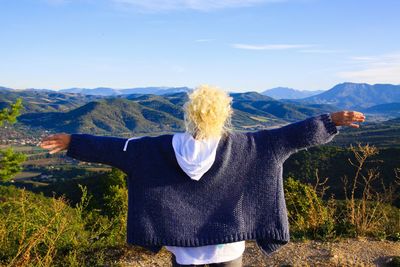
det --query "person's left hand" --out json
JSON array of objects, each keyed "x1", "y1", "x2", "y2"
[
  {"x1": 39, "y1": 133, "x2": 71, "y2": 154},
  {"x1": 330, "y1": 111, "x2": 366, "y2": 128}
]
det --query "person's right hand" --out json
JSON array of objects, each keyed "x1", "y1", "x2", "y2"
[{"x1": 40, "y1": 133, "x2": 71, "y2": 154}]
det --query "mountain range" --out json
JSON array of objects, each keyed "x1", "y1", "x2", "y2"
[
  {"x1": 0, "y1": 88, "x2": 102, "y2": 113},
  {"x1": 298, "y1": 83, "x2": 400, "y2": 109},
  {"x1": 261, "y1": 87, "x2": 324, "y2": 99},
  {"x1": 2, "y1": 82, "x2": 400, "y2": 136},
  {"x1": 8, "y1": 91, "x2": 335, "y2": 135},
  {"x1": 58, "y1": 87, "x2": 190, "y2": 96},
  {"x1": 4, "y1": 83, "x2": 400, "y2": 110},
  {"x1": 18, "y1": 98, "x2": 183, "y2": 135}
]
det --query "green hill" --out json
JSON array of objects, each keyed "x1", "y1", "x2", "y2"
[
  {"x1": 15, "y1": 92, "x2": 338, "y2": 135},
  {"x1": 231, "y1": 92, "x2": 335, "y2": 122},
  {"x1": 0, "y1": 89, "x2": 101, "y2": 113},
  {"x1": 18, "y1": 98, "x2": 184, "y2": 135}
]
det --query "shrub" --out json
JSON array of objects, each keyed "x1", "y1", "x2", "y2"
[
  {"x1": 341, "y1": 145, "x2": 400, "y2": 237},
  {"x1": 0, "y1": 184, "x2": 128, "y2": 266},
  {"x1": 0, "y1": 185, "x2": 88, "y2": 266},
  {"x1": 284, "y1": 177, "x2": 336, "y2": 240}
]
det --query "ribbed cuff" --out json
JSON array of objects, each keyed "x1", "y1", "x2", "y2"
[{"x1": 320, "y1": 113, "x2": 338, "y2": 136}]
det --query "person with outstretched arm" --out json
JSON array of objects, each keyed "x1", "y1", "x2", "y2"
[{"x1": 40, "y1": 85, "x2": 365, "y2": 267}]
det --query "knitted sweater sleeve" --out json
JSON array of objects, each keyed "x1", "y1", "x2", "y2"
[
  {"x1": 66, "y1": 134, "x2": 133, "y2": 174},
  {"x1": 267, "y1": 114, "x2": 338, "y2": 160}
]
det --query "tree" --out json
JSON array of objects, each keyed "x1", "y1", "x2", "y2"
[
  {"x1": 0, "y1": 98, "x2": 23, "y2": 126},
  {"x1": 0, "y1": 99, "x2": 26, "y2": 181}
]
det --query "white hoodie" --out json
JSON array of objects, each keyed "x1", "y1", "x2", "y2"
[{"x1": 165, "y1": 132, "x2": 245, "y2": 265}]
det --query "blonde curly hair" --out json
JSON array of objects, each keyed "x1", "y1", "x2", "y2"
[{"x1": 184, "y1": 85, "x2": 233, "y2": 140}]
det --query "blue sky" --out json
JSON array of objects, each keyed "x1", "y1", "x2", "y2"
[{"x1": 1, "y1": 0, "x2": 399, "y2": 92}]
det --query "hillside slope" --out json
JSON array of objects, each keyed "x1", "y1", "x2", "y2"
[
  {"x1": 301, "y1": 83, "x2": 400, "y2": 109},
  {"x1": 16, "y1": 92, "x2": 337, "y2": 135}
]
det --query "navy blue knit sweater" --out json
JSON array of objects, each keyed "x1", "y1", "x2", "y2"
[{"x1": 66, "y1": 114, "x2": 338, "y2": 255}]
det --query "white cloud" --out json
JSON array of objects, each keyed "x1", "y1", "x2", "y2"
[
  {"x1": 337, "y1": 52, "x2": 400, "y2": 84},
  {"x1": 231, "y1": 43, "x2": 314, "y2": 50},
  {"x1": 349, "y1": 56, "x2": 377, "y2": 62},
  {"x1": 112, "y1": 0, "x2": 284, "y2": 11},
  {"x1": 299, "y1": 49, "x2": 345, "y2": 54}
]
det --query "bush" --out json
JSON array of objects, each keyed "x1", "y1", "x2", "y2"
[
  {"x1": 0, "y1": 185, "x2": 88, "y2": 266},
  {"x1": 284, "y1": 177, "x2": 336, "y2": 240},
  {"x1": 0, "y1": 184, "x2": 127, "y2": 266}
]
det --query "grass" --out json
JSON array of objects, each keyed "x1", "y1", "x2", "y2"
[{"x1": 0, "y1": 184, "x2": 127, "y2": 267}]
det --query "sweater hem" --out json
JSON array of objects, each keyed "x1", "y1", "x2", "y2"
[{"x1": 127, "y1": 228, "x2": 290, "y2": 247}]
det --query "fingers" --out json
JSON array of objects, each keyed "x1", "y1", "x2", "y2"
[
  {"x1": 40, "y1": 143, "x2": 61, "y2": 149},
  {"x1": 40, "y1": 140, "x2": 59, "y2": 146},
  {"x1": 39, "y1": 133, "x2": 70, "y2": 154},
  {"x1": 331, "y1": 111, "x2": 366, "y2": 127},
  {"x1": 41, "y1": 133, "x2": 65, "y2": 142},
  {"x1": 342, "y1": 122, "x2": 360, "y2": 128},
  {"x1": 341, "y1": 117, "x2": 365, "y2": 123},
  {"x1": 40, "y1": 143, "x2": 66, "y2": 153},
  {"x1": 40, "y1": 140, "x2": 62, "y2": 150},
  {"x1": 343, "y1": 111, "x2": 365, "y2": 121},
  {"x1": 49, "y1": 147, "x2": 65, "y2": 154},
  {"x1": 41, "y1": 134, "x2": 59, "y2": 142}
]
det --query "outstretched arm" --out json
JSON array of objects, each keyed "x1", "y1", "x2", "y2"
[
  {"x1": 40, "y1": 133, "x2": 134, "y2": 174},
  {"x1": 266, "y1": 111, "x2": 365, "y2": 159}
]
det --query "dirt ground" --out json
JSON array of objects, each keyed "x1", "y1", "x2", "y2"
[{"x1": 110, "y1": 238, "x2": 400, "y2": 267}]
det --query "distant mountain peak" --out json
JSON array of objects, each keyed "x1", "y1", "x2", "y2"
[
  {"x1": 230, "y1": 91, "x2": 275, "y2": 101},
  {"x1": 59, "y1": 86, "x2": 191, "y2": 96},
  {"x1": 302, "y1": 83, "x2": 400, "y2": 109},
  {"x1": 261, "y1": 87, "x2": 324, "y2": 100}
]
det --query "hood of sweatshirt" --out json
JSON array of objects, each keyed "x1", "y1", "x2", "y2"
[{"x1": 172, "y1": 132, "x2": 221, "y2": 181}]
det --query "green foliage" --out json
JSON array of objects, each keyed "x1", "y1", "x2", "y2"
[
  {"x1": 333, "y1": 200, "x2": 400, "y2": 238},
  {"x1": 0, "y1": 99, "x2": 26, "y2": 182},
  {"x1": 0, "y1": 184, "x2": 128, "y2": 266},
  {"x1": 101, "y1": 168, "x2": 128, "y2": 216},
  {"x1": 284, "y1": 146, "x2": 400, "y2": 205},
  {"x1": 0, "y1": 98, "x2": 22, "y2": 126},
  {"x1": 82, "y1": 169, "x2": 128, "y2": 246},
  {"x1": 34, "y1": 168, "x2": 129, "y2": 247},
  {"x1": 284, "y1": 177, "x2": 400, "y2": 241},
  {"x1": 39, "y1": 168, "x2": 128, "y2": 216},
  {"x1": 284, "y1": 177, "x2": 335, "y2": 240},
  {"x1": 0, "y1": 148, "x2": 27, "y2": 181},
  {"x1": 0, "y1": 185, "x2": 88, "y2": 266},
  {"x1": 284, "y1": 144, "x2": 400, "y2": 241}
]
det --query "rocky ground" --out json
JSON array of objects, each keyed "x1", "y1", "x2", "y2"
[{"x1": 105, "y1": 238, "x2": 400, "y2": 266}]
